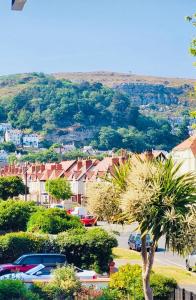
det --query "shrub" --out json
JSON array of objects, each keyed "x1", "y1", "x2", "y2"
[
  {"x1": 0, "y1": 279, "x2": 40, "y2": 300},
  {"x1": 0, "y1": 200, "x2": 37, "y2": 232},
  {"x1": 0, "y1": 176, "x2": 26, "y2": 200},
  {"x1": 27, "y1": 208, "x2": 83, "y2": 234},
  {"x1": 151, "y1": 273, "x2": 177, "y2": 300},
  {"x1": 109, "y1": 264, "x2": 177, "y2": 300},
  {"x1": 57, "y1": 227, "x2": 118, "y2": 272},
  {"x1": 0, "y1": 232, "x2": 58, "y2": 263},
  {"x1": 32, "y1": 266, "x2": 81, "y2": 300}
]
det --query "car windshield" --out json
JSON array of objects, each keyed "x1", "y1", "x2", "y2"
[
  {"x1": 26, "y1": 264, "x2": 45, "y2": 275},
  {"x1": 13, "y1": 257, "x2": 23, "y2": 265}
]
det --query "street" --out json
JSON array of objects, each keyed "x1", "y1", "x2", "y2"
[{"x1": 98, "y1": 221, "x2": 186, "y2": 267}]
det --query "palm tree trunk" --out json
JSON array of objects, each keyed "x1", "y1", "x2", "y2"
[{"x1": 141, "y1": 236, "x2": 156, "y2": 300}]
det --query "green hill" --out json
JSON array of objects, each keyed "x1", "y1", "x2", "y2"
[{"x1": 0, "y1": 72, "x2": 193, "y2": 152}]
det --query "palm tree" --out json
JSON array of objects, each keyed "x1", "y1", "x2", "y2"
[{"x1": 111, "y1": 156, "x2": 196, "y2": 300}]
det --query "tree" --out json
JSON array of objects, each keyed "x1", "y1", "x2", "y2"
[
  {"x1": 0, "y1": 142, "x2": 16, "y2": 153},
  {"x1": 45, "y1": 178, "x2": 72, "y2": 201},
  {"x1": 0, "y1": 176, "x2": 26, "y2": 200},
  {"x1": 27, "y1": 208, "x2": 82, "y2": 234},
  {"x1": 86, "y1": 182, "x2": 121, "y2": 222},
  {"x1": 111, "y1": 156, "x2": 196, "y2": 300}
]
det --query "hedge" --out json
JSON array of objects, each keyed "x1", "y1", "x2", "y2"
[
  {"x1": 0, "y1": 228, "x2": 117, "y2": 272},
  {"x1": 0, "y1": 232, "x2": 58, "y2": 263}
]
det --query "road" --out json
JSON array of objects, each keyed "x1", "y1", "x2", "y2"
[{"x1": 98, "y1": 222, "x2": 186, "y2": 268}]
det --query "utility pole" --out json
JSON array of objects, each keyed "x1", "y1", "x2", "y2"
[{"x1": 24, "y1": 162, "x2": 28, "y2": 201}]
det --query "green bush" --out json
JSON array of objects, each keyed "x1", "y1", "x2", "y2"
[
  {"x1": 0, "y1": 200, "x2": 37, "y2": 232},
  {"x1": 32, "y1": 266, "x2": 81, "y2": 300},
  {"x1": 0, "y1": 279, "x2": 40, "y2": 300},
  {"x1": 151, "y1": 273, "x2": 177, "y2": 300},
  {"x1": 110, "y1": 264, "x2": 177, "y2": 300},
  {"x1": 0, "y1": 232, "x2": 58, "y2": 263},
  {"x1": 97, "y1": 288, "x2": 123, "y2": 300},
  {"x1": 27, "y1": 208, "x2": 83, "y2": 234},
  {"x1": 57, "y1": 227, "x2": 118, "y2": 272}
]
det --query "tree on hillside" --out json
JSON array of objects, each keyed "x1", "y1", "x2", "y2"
[
  {"x1": 0, "y1": 176, "x2": 26, "y2": 200},
  {"x1": 46, "y1": 178, "x2": 72, "y2": 201},
  {"x1": 187, "y1": 14, "x2": 196, "y2": 129},
  {"x1": 111, "y1": 156, "x2": 196, "y2": 300}
]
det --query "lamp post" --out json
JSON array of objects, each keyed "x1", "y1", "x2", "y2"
[
  {"x1": 12, "y1": 0, "x2": 27, "y2": 11},
  {"x1": 24, "y1": 162, "x2": 28, "y2": 201}
]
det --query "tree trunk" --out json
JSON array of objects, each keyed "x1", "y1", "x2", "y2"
[{"x1": 141, "y1": 236, "x2": 156, "y2": 300}]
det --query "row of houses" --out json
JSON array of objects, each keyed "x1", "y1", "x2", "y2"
[
  {"x1": 0, "y1": 150, "x2": 168, "y2": 208},
  {"x1": 0, "y1": 135, "x2": 195, "y2": 207},
  {"x1": 0, "y1": 123, "x2": 39, "y2": 148}
]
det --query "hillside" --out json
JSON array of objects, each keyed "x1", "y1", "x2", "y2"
[{"x1": 0, "y1": 72, "x2": 194, "y2": 152}]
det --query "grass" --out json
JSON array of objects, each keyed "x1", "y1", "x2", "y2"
[
  {"x1": 113, "y1": 247, "x2": 141, "y2": 260},
  {"x1": 113, "y1": 247, "x2": 196, "y2": 286},
  {"x1": 153, "y1": 266, "x2": 196, "y2": 285}
]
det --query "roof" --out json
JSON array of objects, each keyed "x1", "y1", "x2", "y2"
[{"x1": 173, "y1": 135, "x2": 196, "y2": 156}]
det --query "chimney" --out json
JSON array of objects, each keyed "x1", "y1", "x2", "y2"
[
  {"x1": 76, "y1": 160, "x2": 83, "y2": 171},
  {"x1": 145, "y1": 150, "x2": 154, "y2": 161},
  {"x1": 56, "y1": 163, "x2": 63, "y2": 171},
  {"x1": 84, "y1": 160, "x2": 92, "y2": 170}
]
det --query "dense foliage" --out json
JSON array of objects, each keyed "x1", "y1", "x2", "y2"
[
  {"x1": 0, "y1": 280, "x2": 39, "y2": 300},
  {"x1": 0, "y1": 176, "x2": 26, "y2": 200},
  {"x1": 0, "y1": 228, "x2": 117, "y2": 272},
  {"x1": 45, "y1": 178, "x2": 72, "y2": 201},
  {"x1": 110, "y1": 264, "x2": 177, "y2": 300},
  {"x1": 27, "y1": 208, "x2": 82, "y2": 234},
  {"x1": 0, "y1": 73, "x2": 188, "y2": 151},
  {"x1": 0, "y1": 200, "x2": 37, "y2": 232}
]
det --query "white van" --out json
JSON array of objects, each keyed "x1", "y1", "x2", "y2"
[{"x1": 71, "y1": 207, "x2": 87, "y2": 217}]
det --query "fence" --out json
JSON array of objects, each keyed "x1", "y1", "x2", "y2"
[{"x1": 169, "y1": 288, "x2": 196, "y2": 300}]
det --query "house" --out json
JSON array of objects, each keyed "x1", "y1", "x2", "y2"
[
  {"x1": 0, "y1": 123, "x2": 12, "y2": 132},
  {"x1": 5, "y1": 129, "x2": 22, "y2": 146},
  {"x1": 171, "y1": 135, "x2": 196, "y2": 174},
  {"x1": 22, "y1": 134, "x2": 39, "y2": 148}
]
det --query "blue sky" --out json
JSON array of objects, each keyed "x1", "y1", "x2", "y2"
[{"x1": 0, "y1": 0, "x2": 196, "y2": 78}]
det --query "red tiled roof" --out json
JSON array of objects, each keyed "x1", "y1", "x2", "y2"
[{"x1": 173, "y1": 135, "x2": 196, "y2": 156}]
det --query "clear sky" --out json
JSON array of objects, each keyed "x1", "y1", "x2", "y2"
[{"x1": 0, "y1": 0, "x2": 196, "y2": 78}]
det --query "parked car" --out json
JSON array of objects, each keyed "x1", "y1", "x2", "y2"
[
  {"x1": 186, "y1": 250, "x2": 196, "y2": 271},
  {"x1": 0, "y1": 253, "x2": 67, "y2": 276},
  {"x1": 128, "y1": 233, "x2": 155, "y2": 251},
  {"x1": 50, "y1": 204, "x2": 65, "y2": 209},
  {"x1": 80, "y1": 215, "x2": 97, "y2": 226},
  {"x1": 0, "y1": 264, "x2": 97, "y2": 282}
]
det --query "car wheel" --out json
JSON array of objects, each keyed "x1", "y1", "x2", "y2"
[{"x1": 186, "y1": 260, "x2": 192, "y2": 271}]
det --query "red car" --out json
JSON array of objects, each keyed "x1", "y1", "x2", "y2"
[
  {"x1": 0, "y1": 253, "x2": 66, "y2": 276},
  {"x1": 80, "y1": 215, "x2": 97, "y2": 226}
]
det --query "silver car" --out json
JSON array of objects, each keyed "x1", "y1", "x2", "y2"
[{"x1": 186, "y1": 250, "x2": 196, "y2": 271}]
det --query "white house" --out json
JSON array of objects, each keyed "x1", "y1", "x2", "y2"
[
  {"x1": 171, "y1": 135, "x2": 196, "y2": 175},
  {"x1": 22, "y1": 134, "x2": 39, "y2": 148},
  {"x1": 5, "y1": 129, "x2": 23, "y2": 146},
  {"x1": 0, "y1": 123, "x2": 12, "y2": 132}
]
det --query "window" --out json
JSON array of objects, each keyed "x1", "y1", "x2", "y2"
[
  {"x1": 36, "y1": 266, "x2": 53, "y2": 275},
  {"x1": 22, "y1": 256, "x2": 42, "y2": 265},
  {"x1": 42, "y1": 256, "x2": 66, "y2": 264}
]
